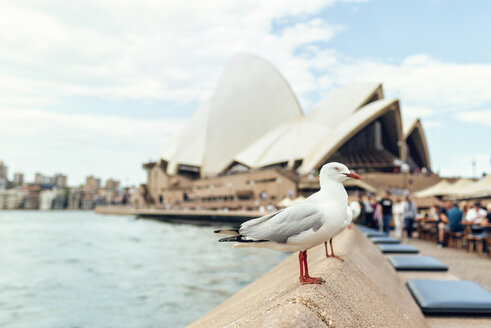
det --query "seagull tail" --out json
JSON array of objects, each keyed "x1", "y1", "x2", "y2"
[
  {"x1": 214, "y1": 229, "x2": 240, "y2": 236},
  {"x1": 218, "y1": 235, "x2": 269, "y2": 243}
]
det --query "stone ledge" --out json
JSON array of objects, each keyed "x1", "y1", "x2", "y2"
[{"x1": 189, "y1": 228, "x2": 428, "y2": 328}]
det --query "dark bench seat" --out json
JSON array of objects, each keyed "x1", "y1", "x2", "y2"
[
  {"x1": 407, "y1": 279, "x2": 491, "y2": 314},
  {"x1": 378, "y1": 244, "x2": 419, "y2": 254},
  {"x1": 363, "y1": 231, "x2": 387, "y2": 237},
  {"x1": 388, "y1": 256, "x2": 448, "y2": 271},
  {"x1": 370, "y1": 236, "x2": 401, "y2": 244}
]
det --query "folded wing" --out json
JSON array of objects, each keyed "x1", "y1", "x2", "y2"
[{"x1": 239, "y1": 203, "x2": 323, "y2": 244}]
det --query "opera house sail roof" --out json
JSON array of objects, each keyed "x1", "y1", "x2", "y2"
[{"x1": 161, "y1": 53, "x2": 431, "y2": 178}]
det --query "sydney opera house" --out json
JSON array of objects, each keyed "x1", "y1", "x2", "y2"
[{"x1": 134, "y1": 53, "x2": 431, "y2": 210}]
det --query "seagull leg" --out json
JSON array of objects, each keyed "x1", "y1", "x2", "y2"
[
  {"x1": 299, "y1": 250, "x2": 325, "y2": 285},
  {"x1": 326, "y1": 238, "x2": 344, "y2": 262},
  {"x1": 298, "y1": 251, "x2": 304, "y2": 279}
]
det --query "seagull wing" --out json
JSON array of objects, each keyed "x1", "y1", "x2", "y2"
[{"x1": 239, "y1": 203, "x2": 323, "y2": 244}]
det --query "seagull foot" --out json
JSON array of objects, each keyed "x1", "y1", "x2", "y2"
[
  {"x1": 327, "y1": 255, "x2": 344, "y2": 262},
  {"x1": 299, "y1": 276, "x2": 325, "y2": 285}
]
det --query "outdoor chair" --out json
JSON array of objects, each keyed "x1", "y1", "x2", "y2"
[
  {"x1": 465, "y1": 234, "x2": 485, "y2": 255},
  {"x1": 448, "y1": 231, "x2": 464, "y2": 248}
]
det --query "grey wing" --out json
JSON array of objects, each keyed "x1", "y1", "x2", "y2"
[{"x1": 239, "y1": 203, "x2": 323, "y2": 244}]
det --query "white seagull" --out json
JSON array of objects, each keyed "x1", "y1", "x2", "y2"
[{"x1": 215, "y1": 162, "x2": 361, "y2": 285}]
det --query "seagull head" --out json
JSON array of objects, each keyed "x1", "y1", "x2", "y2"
[{"x1": 320, "y1": 162, "x2": 361, "y2": 184}]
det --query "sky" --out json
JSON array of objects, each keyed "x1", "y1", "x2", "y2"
[{"x1": 1, "y1": 0, "x2": 490, "y2": 186}]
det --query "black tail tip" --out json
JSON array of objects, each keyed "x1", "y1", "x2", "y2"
[{"x1": 218, "y1": 236, "x2": 239, "y2": 242}]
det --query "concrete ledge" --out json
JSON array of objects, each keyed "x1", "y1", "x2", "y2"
[{"x1": 189, "y1": 228, "x2": 428, "y2": 328}]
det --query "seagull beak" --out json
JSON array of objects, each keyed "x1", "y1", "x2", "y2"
[{"x1": 344, "y1": 172, "x2": 361, "y2": 180}]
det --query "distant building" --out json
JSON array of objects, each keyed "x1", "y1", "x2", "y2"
[
  {"x1": 52, "y1": 190, "x2": 67, "y2": 209},
  {"x1": 54, "y1": 174, "x2": 67, "y2": 188},
  {"x1": 39, "y1": 189, "x2": 56, "y2": 210},
  {"x1": 13, "y1": 172, "x2": 24, "y2": 186},
  {"x1": 140, "y1": 53, "x2": 432, "y2": 210},
  {"x1": 105, "y1": 178, "x2": 120, "y2": 191},
  {"x1": 34, "y1": 172, "x2": 52, "y2": 185},
  {"x1": 85, "y1": 176, "x2": 101, "y2": 191},
  {"x1": 0, "y1": 161, "x2": 8, "y2": 189},
  {"x1": 0, "y1": 161, "x2": 8, "y2": 181},
  {"x1": 24, "y1": 192, "x2": 40, "y2": 209},
  {"x1": 34, "y1": 172, "x2": 43, "y2": 184},
  {"x1": 80, "y1": 193, "x2": 95, "y2": 210},
  {"x1": 0, "y1": 189, "x2": 28, "y2": 209},
  {"x1": 67, "y1": 188, "x2": 83, "y2": 209}
]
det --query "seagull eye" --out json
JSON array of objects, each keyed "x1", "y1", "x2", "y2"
[{"x1": 334, "y1": 167, "x2": 340, "y2": 171}]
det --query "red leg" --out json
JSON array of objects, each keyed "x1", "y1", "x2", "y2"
[
  {"x1": 298, "y1": 251, "x2": 304, "y2": 279},
  {"x1": 324, "y1": 241, "x2": 329, "y2": 257},
  {"x1": 299, "y1": 250, "x2": 325, "y2": 285},
  {"x1": 326, "y1": 239, "x2": 344, "y2": 262}
]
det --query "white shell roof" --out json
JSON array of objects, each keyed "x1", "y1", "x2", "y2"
[
  {"x1": 402, "y1": 117, "x2": 431, "y2": 169},
  {"x1": 203, "y1": 53, "x2": 302, "y2": 176},
  {"x1": 305, "y1": 82, "x2": 383, "y2": 127},
  {"x1": 234, "y1": 82, "x2": 385, "y2": 171},
  {"x1": 162, "y1": 100, "x2": 210, "y2": 175},
  {"x1": 403, "y1": 118, "x2": 419, "y2": 136},
  {"x1": 299, "y1": 99, "x2": 401, "y2": 175},
  {"x1": 160, "y1": 53, "x2": 428, "y2": 178},
  {"x1": 161, "y1": 53, "x2": 302, "y2": 176}
]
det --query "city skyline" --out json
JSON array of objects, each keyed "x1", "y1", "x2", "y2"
[
  {"x1": 0, "y1": 160, "x2": 124, "y2": 188},
  {"x1": 1, "y1": 0, "x2": 490, "y2": 185}
]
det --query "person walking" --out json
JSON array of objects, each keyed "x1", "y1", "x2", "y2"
[
  {"x1": 373, "y1": 199, "x2": 382, "y2": 231},
  {"x1": 363, "y1": 195, "x2": 375, "y2": 228},
  {"x1": 392, "y1": 197, "x2": 404, "y2": 238},
  {"x1": 403, "y1": 195, "x2": 418, "y2": 238},
  {"x1": 379, "y1": 192, "x2": 393, "y2": 235}
]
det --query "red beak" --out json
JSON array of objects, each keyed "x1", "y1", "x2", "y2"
[{"x1": 344, "y1": 172, "x2": 361, "y2": 180}]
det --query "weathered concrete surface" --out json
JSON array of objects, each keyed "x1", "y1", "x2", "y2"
[{"x1": 188, "y1": 228, "x2": 428, "y2": 328}]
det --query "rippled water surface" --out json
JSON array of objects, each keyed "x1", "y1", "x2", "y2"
[{"x1": 0, "y1": 211, "x2": 287, "y2": 328}]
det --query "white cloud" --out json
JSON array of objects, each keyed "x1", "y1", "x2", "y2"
[
  {"x1": 438, "y1": 153, "x2": 491, "y2": 178},
  {"x1": 0, "y1": 0, "x2": 346, "y2": 109},
  {"x1": 421, "y1": 120, "x2": 442, "y2": 129},
  {"x1": 330, "y1": 54, "x2": 491, "y2": 114},
  {"x1": 0, "y1": 107, "x2": 184, "y2": 185},
  {"x1": 455, "y1": 109, "x2": 491, "y2": 126},
  {"x1": 402, "y1": 105, "x2": 437, "y2": 119}
]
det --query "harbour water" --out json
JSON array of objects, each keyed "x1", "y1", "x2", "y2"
[{"x1": 0, "y1": 211, "x2": 287, "y2": 328}]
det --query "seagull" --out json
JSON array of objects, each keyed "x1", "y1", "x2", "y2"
[{"x1": 215, "y1": 162, "x2": 361, "y2": 285}]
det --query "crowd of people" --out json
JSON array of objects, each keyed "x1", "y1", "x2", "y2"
[
  {"x1": 429, "y1": 201, "x2": 491, "y2": 248},
  {"x1": 350, "y1": 191, "x2": 490, "y2": 251},
  {"x1": 350, "y1": 192, "x2": 419, "y2": 239}
]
